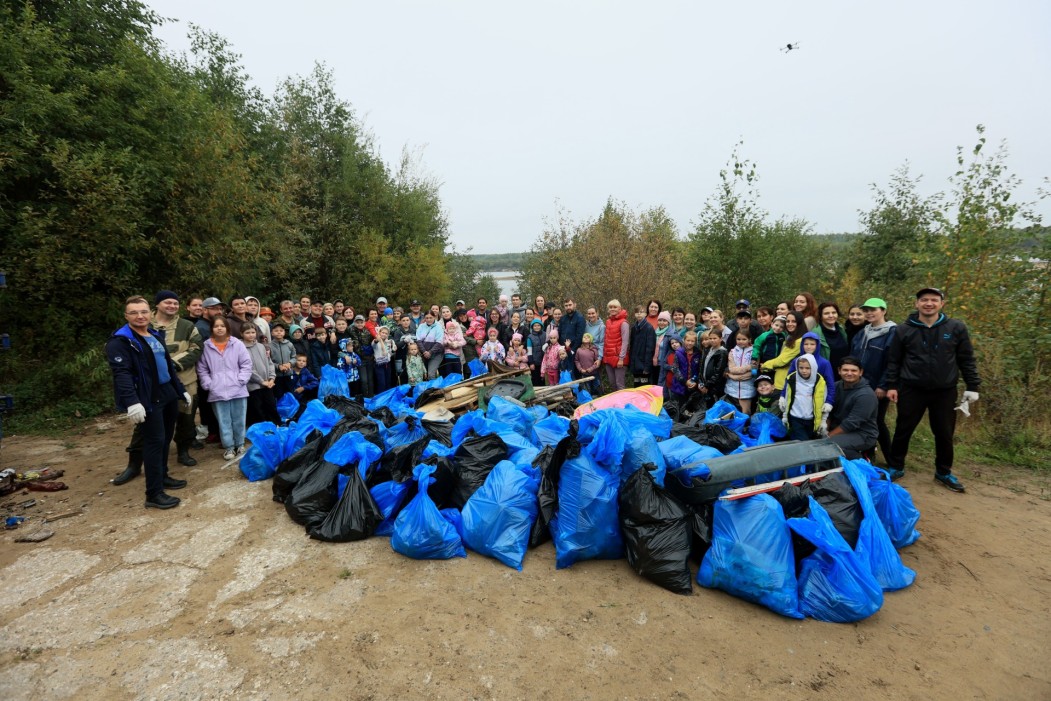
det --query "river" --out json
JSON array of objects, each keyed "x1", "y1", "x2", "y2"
[{"x1": 489, "y1": 270, "x2": 520, "y2": 298}]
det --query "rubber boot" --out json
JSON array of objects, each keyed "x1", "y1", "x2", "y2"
[
  {"x1": 176, "y1": 446, "x2": 198, "y2": 467},
  {"x1": 113, "y1": 451, "x2": 143, "y2": 486}
]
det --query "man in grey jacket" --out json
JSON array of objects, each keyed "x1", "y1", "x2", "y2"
[{"x1": 826, "y1": 356, "x2": 878, "y2": 460}]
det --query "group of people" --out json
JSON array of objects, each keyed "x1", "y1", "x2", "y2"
[{"x1": 106, "y1": 287, "x2": 980, "y2": 510}]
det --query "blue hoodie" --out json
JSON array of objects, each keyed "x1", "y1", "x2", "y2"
[{"x1": 788, "y1": 332, "x2": 836, "y2": 405}]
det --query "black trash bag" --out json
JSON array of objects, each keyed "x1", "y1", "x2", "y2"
[
  {"x1": 367, "y1": 435, "x2": 431, "y2": 487},
  {"x1": 549, "y1": 400, "x2": 579, "y2": 418},
  {"x1": 285, "y1": 459, "x2": 341, "y2": 528},
  {"x1": 449, "y1": 433, "x2": 509, "y2": 509},
  {"x1": 528, "y1": 434, "x2": 578, "y2": 548},
  {"x1": 308, "y1": 467, "x2": 382, "y2": 542},
  {"x1": 811, "y1": 471, "x2": 863, "y2": 549},
  {"x1": 772, "y1": 479, "x2": 818, "y2": 563},
  {"x1": 368, "y1": 406, "x2": 398, "y2": 428},
  {"x1": 619, "y1": 465, "x2": 694, "y2": 595},
  {"x1": 687, "y1": 503, "x2": 713, "y2": 563},
  {"x1": 414, "y1": 387, "x2": 446, "y2": 409},
  {"x1": 272, "y1": 430, "x2": 324, "y2": 503},
  {"x1": 421, "y1": 419, "x2": 454, "y2": 447},
  {"x1": 399, "y1": 457, "x2": 458, "y2": 511},
  {"x1": 323, "y1": 395, "x2": 367, "y2": 420},
  {"x1": 321, "y1": 416, "x2": 384, "y2": 453},
  {"x1": 673, "y1": 420, "x2": 742, "y2": 454},
  {"x1": 664, "y1": 465, "x2": 716, "y2": 510}
]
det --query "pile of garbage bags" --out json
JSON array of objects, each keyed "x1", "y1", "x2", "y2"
[{"x1": 243, "y1": 392, "x2": 922, "y2": 623}]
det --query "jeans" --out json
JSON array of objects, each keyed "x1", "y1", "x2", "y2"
[{"x1": 213, "y1": 397, "x2": 247, "y2": 450}]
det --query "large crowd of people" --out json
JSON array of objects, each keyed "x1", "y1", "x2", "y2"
[{"x1": 106, "y1": 286, "x2": 980, "y2": 510}]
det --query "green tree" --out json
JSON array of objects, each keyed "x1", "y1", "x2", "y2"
[{"x1": 685, "y1": 145, "x2": 822, "y2": 310}]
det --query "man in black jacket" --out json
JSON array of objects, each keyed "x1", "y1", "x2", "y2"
[
  {"x1": 106, "y1": 296, "x2": 189, "y2": 509},
  {"x1": 884, "y1": 288, "x2": 981, "y2": 492},
  {"x1": 826, "y1": 357, "x2": 878, "y2": 459},
  {"x1": 558, "y1": 298, "x2": 586, "y2": 375}
]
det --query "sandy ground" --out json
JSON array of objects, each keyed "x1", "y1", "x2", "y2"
[{"x1": 0, "y1": 417, "x2": 1048, "y2": 701}]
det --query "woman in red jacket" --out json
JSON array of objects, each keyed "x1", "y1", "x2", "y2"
[{"x1": 603, "y1": 299, "x2": 630, "y2": 392}]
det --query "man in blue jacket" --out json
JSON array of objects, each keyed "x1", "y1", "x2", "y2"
[
  {"x1": 106, "y1": 296, "x2": 189, "y2": 509},
  {"x1": 884, "y1": 288, "x2": 981, "y2": 493}
]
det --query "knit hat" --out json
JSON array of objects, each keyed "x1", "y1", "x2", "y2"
[
  {"x1": 511, "y1": 333, "x2": 523, "y2": 343},
  {"x1": 657, "y1": 311, "x2": 672, "y2": 324},
  {"x1": 531, "y1": 319, "x2": 543, "y2": 329},
  {"x1": 289, "y1": 324, "x2": 302, "y2": 336},
  {"x1": 582, "y1": 333, "x2": 593, "y2": 343},
  {"x1": 154, "y1": 290, "x2": 179, "y2": 304}
]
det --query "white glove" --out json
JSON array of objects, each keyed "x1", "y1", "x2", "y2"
[
  {"x1": 182, "y1": 392, "x2": 192, "y2": 406},
  {"x1": 956, "y1": 391, "x2": 979, "y2": 418},
  {"x1": 822, "y1": 403, "x2": 833, "y2": 417},
  {"x1": 127, "y1": 403, "x2": 146, "y2": 424},
  {"x1": 778, "y1": 396, "x2": 787, "y2": 412},
  {"x1": 818, "y1": 418, "x2": 829, "y2": 437},
  {"x1": 782, "y1": 415, "x2": 790, "y2": 430}
]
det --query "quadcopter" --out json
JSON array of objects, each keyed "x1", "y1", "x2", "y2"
[{"x1": 780, "y1": 42, "x2": 801, "y2": 53}]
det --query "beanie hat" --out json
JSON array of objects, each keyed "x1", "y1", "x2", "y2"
[{"x1": 154, "y1": 290, "x2": 179, "y2": 304}]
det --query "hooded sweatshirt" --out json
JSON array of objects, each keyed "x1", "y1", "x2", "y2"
[
  {"x1": 244, "y1": 337, "x2": 276, "y2": 391},
  {"x1": 783, "y1": 353, "x2": 828, "y2": 432},
  {"x1": 851, "y1": 320, "x2": 898, "y2": 391},
  {"x1": 443, "y1": 321, "x2": 466, "y2": 361},
  {"x1": 789, "y1": 332, "x2": 837, "y2": 404},
  {"x1": 270, "y1": 336, "x2": 296, "y2": 377},
  {"x1": 197, "y1": 336, "x2": 252, "y2": 402}
]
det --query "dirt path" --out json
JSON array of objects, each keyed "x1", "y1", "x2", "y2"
[{"x1": 1, "y1": 420, "x2": 1048, "y2": 700}]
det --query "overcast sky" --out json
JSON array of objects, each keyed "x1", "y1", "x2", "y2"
[{"x1": 150, "y1": 0, "x2": 1050, "y2": 254}]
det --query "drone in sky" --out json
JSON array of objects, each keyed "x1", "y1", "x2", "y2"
[{"x1": 780, "y1": 42, "x2": 801, "y2": 53}]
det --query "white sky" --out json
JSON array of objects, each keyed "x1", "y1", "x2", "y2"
[{"x1": 150, "y1": 0, "x2": 1051, "y2": 254}]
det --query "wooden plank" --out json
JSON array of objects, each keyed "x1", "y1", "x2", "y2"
[{"x1": 718, "y1": 467, "x2": 844, "y2": 501}]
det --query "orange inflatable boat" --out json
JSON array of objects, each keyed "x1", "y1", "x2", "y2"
[{"x1": 572, "y1": 385, "x2": 664, "y2": 419}]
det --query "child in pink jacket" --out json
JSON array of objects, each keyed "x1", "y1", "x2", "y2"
[{"x1": 540, "y1": 328, "x2": 567, "y2": 385}]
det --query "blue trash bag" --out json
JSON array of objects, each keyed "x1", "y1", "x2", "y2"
[
  {"x1": 577, "y1": 411, "x2": 629, "y2": 474},
  {"x1": 533, "y1": 413, "x2": 571, "y2": 448},
  {"x1": 623, "y1": 427, "x2": 667, "y2": 487},
  {"x1": 467, "y1": 358, "x2": 488, "y2": 377},
  {"x1": 697, "y1": 494, "x2": 803, "y2": 619},
  {"x1": 297, "y1": 400, "x2": 343, "y2": 436},
  {"x1": 559, "y1": 369, "x2": 573, "y2": 386},
  {"x1": 748, "y1": 412, "x2": 787, "y2": 444},
  {"x1": 450, "y1": 410, "x2": 491, "y2": 446},
  {"x1": 703, "y1": 399, "x2": 749, "y2": 434},
  {"x1": 620, "y1": 405, "x2": 673, "y2": 439},
  {"x1": 422, "y1": 439, "x2": 456, "y2": 460},
  {"x1": 440, "y1": 373, "x2": 464, "y2": 387},
  {"x1": 336, "y1": 473, "x2": 350, "y2": 499},
  {"x1": 365, "y1": 384, "x2": 411, "y2": 411},
  {"x1": 409, "y1": 377, "x2": 443, "y2": 398},
  {"x1": 659, "y1": 435, "x2": 719, "y2": 484},
  {"x1": 861, "y1": 464, "x2": 922, "y2": 549},
  {"x1": 391, "y1": 464, "x2": 467, "y2": 560},
  {"x1": 441, "y1": 507, "x2": 466, "y2": 544},
  {"x1": 276, "y1": 392, "x2": 300, "y2": 423},
  {"x1": 384, "y1": 417, "x2": 431, "y2": 451},
  {"x1": 240, "y1": 422, "x2": 283, "y2": 481},
  {"x1": 370, "y1": 480, "x2": 412, "y2": 536},
  {"x1": 551, "y1": 451, "x2": 624, "y2": 569},
  {"x1": 462, "y1": 461, "x2": 541, "y2": 570},
  {"x1": 319, "y1": 364, "x2": 351, "y2": 400},
  {"x1": 577, "y1": 388, "x2": 593, "y2": 403},
  {"x1": 486, "y1": 395, "x2": 537, "y2": 440},
  {"x1": 841, "y1": 460, "x2": 916, "y2": 591},
  {"x1": 787, "y1": 497, "x2": 884, "y2": 622},
  {"x1": 323, "y1": 431, "x2": 382, "y2": 479}
]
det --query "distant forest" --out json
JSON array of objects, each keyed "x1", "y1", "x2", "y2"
[{"x1": 470, "y1": 232, "x2": 862, "y2": 271}]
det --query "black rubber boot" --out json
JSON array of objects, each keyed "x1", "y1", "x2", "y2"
[
  {"x1": 113, "y1": 451, "x2": 143, "y2": 486},
  {"x1": 176, "y1": 448, "x2": 197, "y2": 467}
]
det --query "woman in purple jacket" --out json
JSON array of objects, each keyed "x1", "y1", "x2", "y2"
[{"x1": 196, "y1": 316, "x2": 252, "y2": 460}]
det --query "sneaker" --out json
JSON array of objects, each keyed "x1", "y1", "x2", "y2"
[
  {"x1": 223, "y1": 448, "x2": 236, "y2": 461},
  {"x1": 885, "y1": 468, "x2": 905, "y2": 482},
  {"x1": 235, "y1": 446, "x2": 247, "y2": 457},
  {"x1": 935, "y1": 473, "x2": 966, "y2": 493},
  {"x1": 145, "y1": 492, "x2": 180, "y2": 509}
]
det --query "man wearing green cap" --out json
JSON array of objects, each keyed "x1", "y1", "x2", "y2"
[
  {"x1": 883, "y1": 287, "x2": 980, "y2": 493},
  {"x1": 850, "y1": 297, "x2": 896, "y2": 462}
]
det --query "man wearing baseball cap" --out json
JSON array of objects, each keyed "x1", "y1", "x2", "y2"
[
  {"x1": 883, "y1": 287, "x2": 981, "y2": 492},
  {"x1": 850, "y1": 296, "x2": 896, "y2": 462}
]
